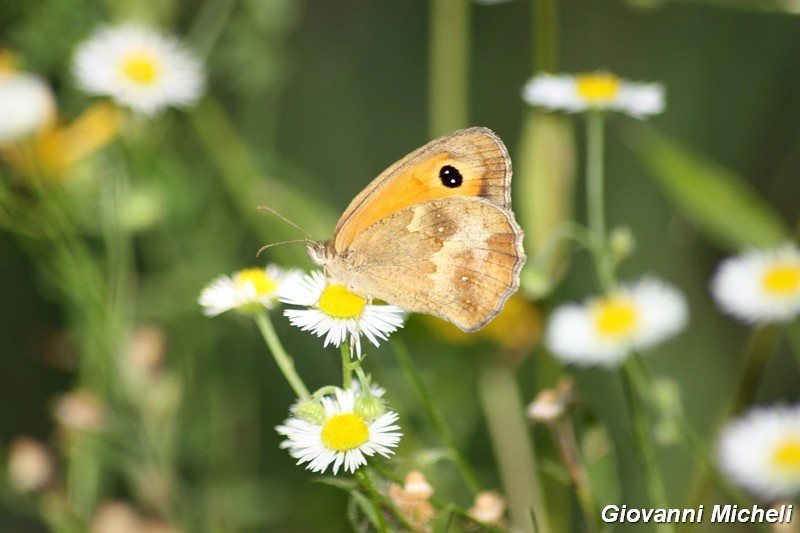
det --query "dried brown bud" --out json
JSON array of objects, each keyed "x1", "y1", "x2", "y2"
[
  {"x1": 7, "y1": 437, "x2": 55, "y2": 492},
  {"x1": 90, "y1": 501, "x2": 141, "y2": 533},
  {"x1": 389, "y1": 470, "x2": 436, "y2": 532},
  {"x1": 468, "y1": 491, "x2": 506, "y2": 526},
  {"x1": 53, "y1": 390, "x2": 105, "y2": 431}
]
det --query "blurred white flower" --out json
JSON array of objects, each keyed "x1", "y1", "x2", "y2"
[
  {"x1": 276, "y1": 387, "x2": 401, "y2": 475},
  {"x1": 711, "y1": 244, "x2": 800, "y2": 324},
  {"x1": 73, "y1": 24, "x2": 204, "y2": 115},
  {"x1": 280, "y1": 270, "x2": 406, "y2": 358},
  {"x1": 0, "y1": 72, "x2": 55, "y2": 142},
  {"x1": 718, "y1": 405, "x2": 800, "y2": 500},
  {"x1": 522, "y1": 72, "x2": 664, "y2": 118},
  {"x1": 199, "y1": 265, "x2": 297, "y2": 316},
  {"x1": 545, "y1": 278, "x2": 688, "y2": 366}
]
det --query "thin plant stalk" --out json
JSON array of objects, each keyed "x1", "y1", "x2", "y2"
[
  {"x1": 584, "y1": 104, "x2": 672, "y2": 530},
  {"x1": 550, "y1": 418, "x2": 600, "y2": 532},
  {"x1": 532, "y1": 0, "x2": 559, "y2": 73},
  {"x1": 627, "y1": 359, "x2": 768, "y2": 533},
  {"x1": 585, "y1": 111, "x2": 612, "y2": 289},
  {"x1": 254, "y1": 312, "x2": 310, "y2": 399},
  {"x1": 478, "y1": 362, "x2": 550, "y2": 533},
  {"x1": 788, "y1": 323, "x2": 800, "y2": 369},
  {"x1": 429, "y1": 0, "x2": 470, "y2": 136},
  {"x1": 357, "y1": 470, "x2": 389, "y2": 533},
  {"x1": 683, "y1": 324, "x2": 782, "y2": 515},
  {"x1": 341, "y1": 342, "x2": 353, "y2": 390},
  {"x1": 391, "y1": 339, "x2": 482, "y2": 495},
  {"x1": 622, "y1": 357, "x2": 675, "y2": 533}
]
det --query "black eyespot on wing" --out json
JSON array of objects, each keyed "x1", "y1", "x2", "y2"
[{"x1": 439, "y1": 165, "x2": 463, "y2": 188}]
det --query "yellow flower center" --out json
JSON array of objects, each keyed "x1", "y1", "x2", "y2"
[
  {"x1": 773, "y1": 438, "x2": 800, "y2": 471},
  {"x1": 593, "y1": 297, "x2": 638, "y2": 338},
  {"x1": 762, "y1": 264, "x2": 800, "y2": 296},
  {"x1": 321, "y1": 413, "x2": 369, "y2": 451},
  {"x1": 235, "y1": 268, "x2": 277, "y2": 296},
  {"x1": 576, "y1": 73, "x2": 621, "y2": 104},
  {"x1": 121, "y1": 51, "x2": 160, "y2": 85},
  {"x1": 318, "y1": 284, "x2": 366, "y2": 319}
]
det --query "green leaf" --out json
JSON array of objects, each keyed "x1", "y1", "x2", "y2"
[
  {"x1": 432, "y1": 505, "x2": 455, "y2": 533},
  {"x1": 348, "y1": 490, "x2": 382, "y2": 530},
  {"x1": 636, "y1": 130, "x2": 789, "y2": 250}
]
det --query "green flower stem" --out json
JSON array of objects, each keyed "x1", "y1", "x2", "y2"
[
  {"x1": 532, "y1": 0, "x2": 559, "y2": 72},
  {"x1": 186, "y1": 0, "x2": 239, "y2": 58},
  {"x1": 622, "y1": 357, "x2": 674, "y2": 533},
  {"x1": 478, "y1": 362, "x2": 550, "y2": 533},
  {"x1": 254, "y1": 312, "x2": 310, "y2": 399},
  {"x1": 629, "y1": 359, "x2": 769, "y2": 533},
  {"x1": 684, "y1": 324, "x2": 782, "y2": 514},
  {"x1": 727, "y1": 324, "x2": 782, "y2": 415},
  {"x1": 788, "y1": 323, "x2": 800, "y2": 370},
  {"x1": 366, "y1": 477, "x2": 415, "y2": 532},
  {"x1": 102, "y1": 157, "x2": 136, "y2": 394},
  {"x1": 429, "y1": 0, "x2": 470, "y2": 136},
  {"x1": 391, "y1": 339, "x2": 482, "y2": 496},
  {"x1": 586, "y1": 111, "x2": 612, "y2": 290},
  {"x1": 550, "y1": 418, "x2": 601, "y2": 532},
  {"x1": 357, "y1": 470, "x2": 389, "y2": 533},
  {"x1": 353, "y1": 365, "x2": 372, "y2": 392},
  {"x1": 341, "y1": 342, "x2": 353, "y2": 390}
]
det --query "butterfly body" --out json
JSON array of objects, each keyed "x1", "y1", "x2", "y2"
[{"x1": 307, "y1": 127, "x2": 525, "y2": 332}]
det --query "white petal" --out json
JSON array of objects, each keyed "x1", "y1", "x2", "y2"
[{"x1": 0, "y1": 73, "x2": 55, "y2": 142}]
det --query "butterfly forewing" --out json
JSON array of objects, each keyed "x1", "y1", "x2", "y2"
[{"x1": 332, "y1": 127, "x2": 511, "y2": 252}]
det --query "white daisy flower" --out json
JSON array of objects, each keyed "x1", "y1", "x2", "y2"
[
  {"x1": 279, "y1": 270, "x2": 406, "y2": 358},
  {"x1": 522, "y1": 72, "x2": 665, "y2": 118},
  {"x1": 72, "y1": 24, "x2": 204, "y2": 115},
  {"x1": 276, "y1": 387, "x2": 402, "y2": 475},
  {"x1": 199, "y1": 265, "x2": 297, "y2": 316},
  {"x1": 545, "y1": 278, "x2": 688, "y2": 366},
  {"x1": 711, "y1": 244, "x2": 800, "y2": 324},
  {"x1": 718, "y1": 404, "x2": 800, "y2": 500},
  {"x1": 0, "y1": 72, "x2": 55, "y2": 143}
]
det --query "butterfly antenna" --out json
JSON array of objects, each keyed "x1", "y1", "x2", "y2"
[
  {"x1": 257, "y1": 205, "x2": 315, "y2": 240},
  {"x1": 256, "y1": 239, "x2": 309, "y2": 258}
]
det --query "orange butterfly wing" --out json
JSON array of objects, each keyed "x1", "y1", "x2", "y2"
[{"x1": 331, "y1": 127, "x2": 512, "y2": 252}]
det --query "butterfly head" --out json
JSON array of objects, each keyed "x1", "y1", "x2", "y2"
[{"x1": 305, "y1": 240, "x2": 330, "y2": 267}]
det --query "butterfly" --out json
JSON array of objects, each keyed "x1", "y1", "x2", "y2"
[{"x1": 306, "y1": 127, "x2": 526, "y2": 332}]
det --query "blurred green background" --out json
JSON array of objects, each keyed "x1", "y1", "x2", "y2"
[{"x1": 1, "y1": 0, "x2": 799, "y2": 531}]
